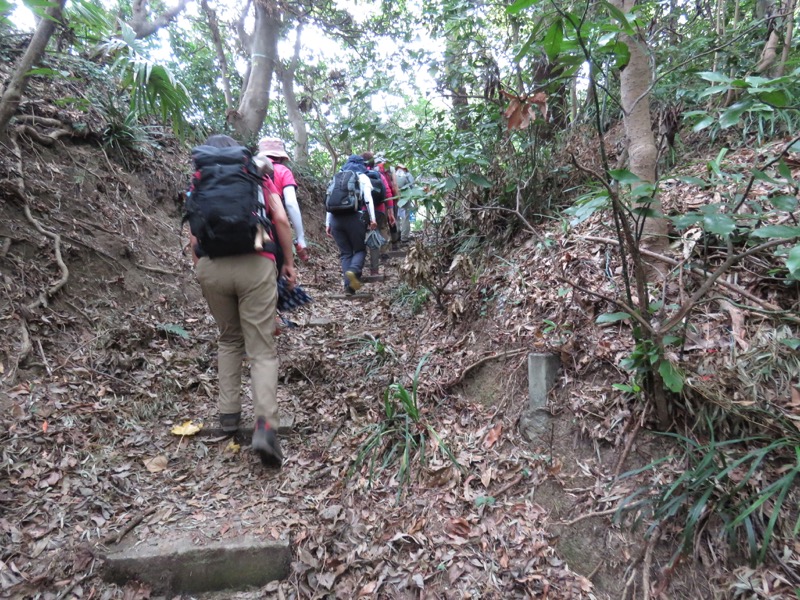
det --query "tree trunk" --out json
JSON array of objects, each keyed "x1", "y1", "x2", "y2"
[
  {"x1": 612, "y1": 0, "x2": 667, "y2": 257},
  {"x1": 279, "y1": 24, "x2": 309, "y2": 167},
  {"x1": 776, "y1": 0, "x2": 796, "y2": 76},
  {"x1": 444, "y1": 37, "x2": 470, "y2": 131},
  {"x1": 201, "y1": 0, "x2": 233, "y2": 109},
  {"x1": 0, "y1": 0, "x2": 66, "y2": 136},
  {"x1": 230, "y1": 0, "x2": 281, "y2": 143},
  {"x1": 313, "y1": 102, "x2": 338, "y2": 175}
]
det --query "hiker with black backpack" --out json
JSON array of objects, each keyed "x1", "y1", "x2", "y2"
[
  {"x1": 184, "y1": 134, "x2": 296, "y2": 468},
  {"x1": 324, "y1": 154, "x2": 377, "y2": 294},
  {"x1": 361, "y1": 152, "x2": 395, "y2": 275}
]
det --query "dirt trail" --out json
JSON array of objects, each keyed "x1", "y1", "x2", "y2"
[
  {"x1": 0, "y1": 218, "x2": 604, "y2": 599},
  {"x1": 0, "y1": 138, "x2": 735, "y2": 599}
]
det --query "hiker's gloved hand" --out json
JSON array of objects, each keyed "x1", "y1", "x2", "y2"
[
  {"x1": 369, "y1": 220, "x2": 378, "y2": 231},
  {"x1": 281, "y1": 264, "x2": 297, "y2": 290}
]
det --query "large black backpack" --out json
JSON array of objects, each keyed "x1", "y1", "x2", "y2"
[
  {"x1": 365, "y1": 170, "x2": 386, "y2": 206},
  {"x1": 325, "y1": 170, "x2": 361, "y2": 214},
  {"x1": 184, "y1": 145, "x2": 277, "y2": 259}
]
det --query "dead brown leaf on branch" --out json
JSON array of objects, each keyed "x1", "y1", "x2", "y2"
[{"x1": 501, "y1": 89, "x2": 548, "y2": 130}]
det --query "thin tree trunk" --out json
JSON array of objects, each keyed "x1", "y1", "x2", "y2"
[
  {"x1": 444, "y1": 37, "x2": 470, "y2": 131},
  {"x1": 570, "y1": 77, "x2": 578, "y2": 124},
  {"x1": 724, "y1": 0, "x2": 742, "y2": 106},
  {"x1": 756, "y1": 29, "x2": 780, "y2": 72},
  {"x1": 279, "y1": 24, "x2": 309, "y2": 167},
  {"x1": 230, "y1": 0, "x2": 281, "y2": 142},
  {"x1": 612, "y1": 0, "x2": 667, "y2": 256},
  {"x1": 611, "y1": 0, "x2": 670, "y2": 427},
  {"x1": 776, "y1": 0, "x2": 796, "y2": 76},
  {"x1": 712, "y1": 0, "x2": 725, "y2": 72},
  {"x1": 313, "y1": 102, "x2": 338, "y2": 175},
  {"x1": 201, "y1": 0, "x2": 233, "y2": 109},
  {"x1": 0, "y1": 0, "x2": 66, "y2": 136}
]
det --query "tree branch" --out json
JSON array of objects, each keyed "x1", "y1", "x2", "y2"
[
  {"x1": 130, "y1": 0, "x2": 190, "y2": 39},
  {"x1": 580, "y1": 235, "x2": 800, "y2": 323}
]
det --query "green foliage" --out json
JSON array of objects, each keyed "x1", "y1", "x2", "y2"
[
  {"x1": 157, "y1": 323, "x2": 190, "y2": 340},
  {"x1": 617, "y1": 428, "x2": 800, "y2": 567},
  {"x1": 392, "y1": 283, "x2": 430, "y2": 316},
  {"x1": 97, "y1": 94, "x2": 158, "y2": 162},
  {"x1": 685, "y1": 71, "x2": 800, "y2": 146},
  {"x1": 349, "y1": 354, "x2": 461, "y2": 502},
  {"x1": 98, "y1": 22, "x2": 191, "y2": 138},
  {"x1": 343, "y1": 334, "x2": 397, "y2": 377}
]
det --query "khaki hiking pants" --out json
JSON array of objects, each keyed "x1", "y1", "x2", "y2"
[{"x1": 196, "y1": 254, "x2": 280, "y2": 428}]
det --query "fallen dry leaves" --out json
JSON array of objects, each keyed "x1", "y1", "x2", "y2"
[{"x1": 1, "y1": 110, "x2": 798, "y2": 600}]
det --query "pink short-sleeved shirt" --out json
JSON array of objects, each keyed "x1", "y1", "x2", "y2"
[{"x1": 272, "y1": 163, "x2": 297, "y2": 196}]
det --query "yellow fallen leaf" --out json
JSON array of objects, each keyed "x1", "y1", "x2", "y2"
[
  {"x1": 171, "y1": 420, "x2": 203, "y2": 436},
  {"x1": 144, "y1": 455, "x2": 168, "y2": 473},
  {"x1": 225, "y1": 440, "x2": 240, "y2": 453}
]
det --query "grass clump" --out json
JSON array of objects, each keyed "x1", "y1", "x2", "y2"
[
  {"x1": 616, "y1": 421, "x2": 800, "y2": 568},
  {"x1": 349, "y1": 354, "x2": 461, "y2": 502}
]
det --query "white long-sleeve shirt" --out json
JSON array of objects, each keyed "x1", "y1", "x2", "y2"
[{"x1": 282, "y1": 185, "x2": 306, "y2": 247}]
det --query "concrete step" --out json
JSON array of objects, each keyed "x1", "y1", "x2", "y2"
[
  {"x1": 103, "y1": 536, "x2": 291, "y2": 594},
  {"x1": 330, "y1": 292, "x2": 374, "y2": 300},
  {"x1": 361, "y1": 274, "x2": 386, "y2": 283}
]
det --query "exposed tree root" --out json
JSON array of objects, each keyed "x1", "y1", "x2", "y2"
[
  {"x1": 9, "y1": 315, "x2": 32, "y2": 384},
  {"x1": 22, "y1": 201, "x2": 69, "y2": 310},
  {"x1": 6, "y1": 132, "x2": 70, "y2": 311}
]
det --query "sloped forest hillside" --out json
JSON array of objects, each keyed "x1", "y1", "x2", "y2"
[{"x1": 1, "y1": 1, "x2": 799, "y2": 599}]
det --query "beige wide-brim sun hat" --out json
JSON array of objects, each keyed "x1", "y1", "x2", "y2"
[{"x1": 258, "y1": 137, "x2": 290, "y2": 159}]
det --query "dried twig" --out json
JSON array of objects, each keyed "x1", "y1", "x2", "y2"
[
  {"x1": 94, "y1": 506, "x2": 157, "y2": 549},
  {"x1": 558, "y1": 506, "x2": 618, "y2": 526},
  {"x1": 443, "y1": 347, "x2": 527, "y2": 388},
  {"x1": 494, "y1": 473, "x2": 524, "y2": 497},
  {"x1": 135, "y1": 262, "x2": 179, "y2": 276},
  {"x1": 613, "y1": 417, "x2": 642, "y2": 479},
  {"x1": 580, "y1": 235, "x2": 800, "y2": 324},
  {"x1": 642, "y1": 526, "x2": 661, "y2": 600},
  {"x1": 55, "y1": 573, "x2": 92, "y2": 600},
  {"x1": 36, "y1": 338, "x2": 52, "y2": 376}
]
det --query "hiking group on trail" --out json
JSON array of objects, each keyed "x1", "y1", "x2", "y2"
[
  {"x1": 325, "y1": 151, "x2": 416, "y2": 295},
  {"x1": 183, "y1": 133, "x2": 417, "y2": 468}
]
